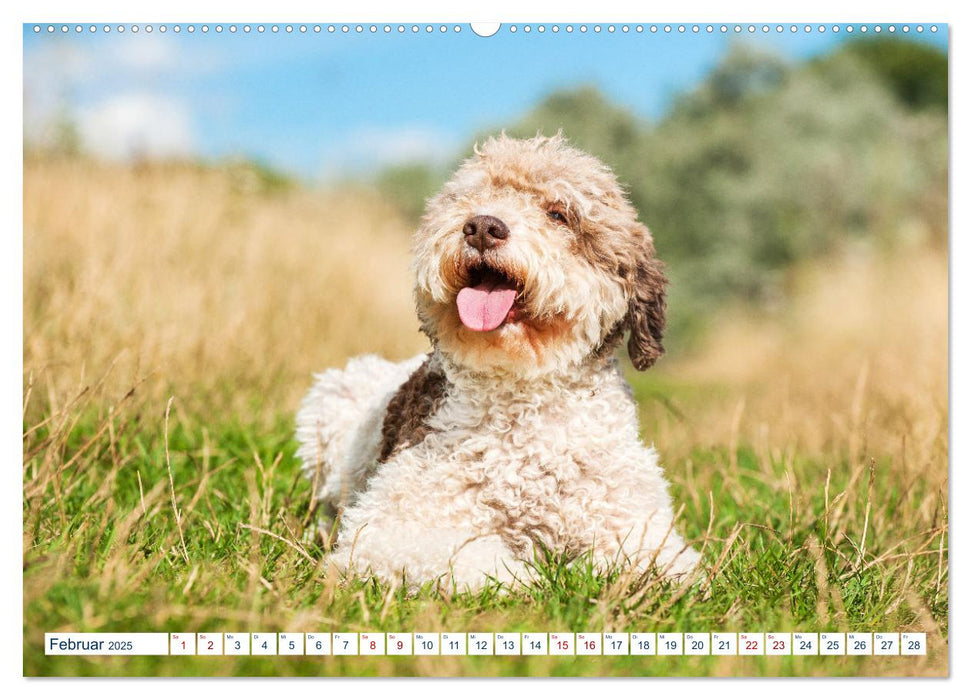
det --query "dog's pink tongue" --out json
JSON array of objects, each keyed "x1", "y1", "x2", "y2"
[{"x1": 456, "y1": 280, "x2": 518, "y2": 332}]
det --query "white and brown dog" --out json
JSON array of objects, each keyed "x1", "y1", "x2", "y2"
[{"x1": 296, "y1": 134, "x2": 700, "y2": 590}]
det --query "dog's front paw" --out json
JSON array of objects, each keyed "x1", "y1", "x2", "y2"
[
  {"x1": 657, "y1": 544, "x2": 703, "y2": 580},
  {"x1": 446, "y1": 534, "x2": 527, "y2": 591}
]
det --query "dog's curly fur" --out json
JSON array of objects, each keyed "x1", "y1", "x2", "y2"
[{"x1": 296, "y1": 134, "x2": 700, "y2": 589}]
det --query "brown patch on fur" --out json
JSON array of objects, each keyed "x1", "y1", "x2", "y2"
[
  {"x1": 624, "y1": 226, "x2": 668, "y2": 370},
  {"x1": 518, "y1": 316, "x2": 574, "y2": 363},
  {"x1": 592, "y1": 321, "x2": 625, "y2": 362},
  {"x1": 569, "y1": 212, "x2": 668, "y2": 371},
  {"x1": 378, "y1": 355, "x2": 448, "y2": 463}
]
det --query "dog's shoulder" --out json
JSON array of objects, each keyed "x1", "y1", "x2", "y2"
[{"x1": 378, "y1": 353, "x2": 448, "y2": 463}]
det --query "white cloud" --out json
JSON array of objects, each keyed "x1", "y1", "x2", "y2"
[
  {"x1": 109, "y1": 35, "x2": 180, "y2": 73},
  {"x1": 77, "y1": 93, "x2": 195, "y2": 160},
  {"x1": 23, "y1": 37, "x2": 218, "y2": 154},
  {"x1": 319, "y1": 126, "x2": 458, "y2": 179}
]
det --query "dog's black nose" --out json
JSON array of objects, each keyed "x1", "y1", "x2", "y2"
[{"x1": 463, "y1": 215, "x2": 509, "y2": 253}]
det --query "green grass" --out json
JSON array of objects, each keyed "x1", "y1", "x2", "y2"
[{"x1": 22, "y1": 374, "x2": 948, "y2": 677}]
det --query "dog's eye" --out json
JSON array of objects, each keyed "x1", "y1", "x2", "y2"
[{"x1": 546, "y1": 207, "x2": 569, "y2": 225}]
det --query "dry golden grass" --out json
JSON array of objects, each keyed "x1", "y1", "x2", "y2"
[
  {"x1": 659, "y1": 243, "x2": 947, "y2": 471},
  {"x1": 24, "y1": 156, "x2": 428, "y2": 418},
  {"x1": 22, "y1": 155, "x2": 948, "y2": 677}
]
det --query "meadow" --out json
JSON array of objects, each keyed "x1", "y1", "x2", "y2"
[{"x1": 22, "y1": 154, "x2": 948, "y2": 677}]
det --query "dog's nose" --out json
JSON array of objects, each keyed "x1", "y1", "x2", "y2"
[{"x1": 463, "y1": 215, "x2": 509, "y2": 253}]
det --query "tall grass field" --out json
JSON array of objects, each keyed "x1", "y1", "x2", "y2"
[{"x1": 22, "y1": 155, "x2": 948, "y2": 677}]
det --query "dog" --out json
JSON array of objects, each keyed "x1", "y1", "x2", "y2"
[{"x1": 296, "y1": 134, "x2": 700, "y2": 590}]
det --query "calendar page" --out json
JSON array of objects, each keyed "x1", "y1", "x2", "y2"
[{"x1": 22, "y1": 14, "x2": 948, "y2": 679}]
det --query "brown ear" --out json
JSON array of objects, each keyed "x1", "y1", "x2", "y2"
[{"x1": 626, "y1": 234, "x2": 668, "y2": 371}]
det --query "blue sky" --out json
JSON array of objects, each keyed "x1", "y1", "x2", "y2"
[{"x1": 23, "y1": 23, "x2": 947, "y2": 181}]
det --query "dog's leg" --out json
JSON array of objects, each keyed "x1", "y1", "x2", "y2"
[{"x1": 584, "y1": 448, "x2": 703, "y2": 580}]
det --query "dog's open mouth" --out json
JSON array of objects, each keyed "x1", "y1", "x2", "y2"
[{"x1": 456, "y1": 264, "x2": 523, "y2": 332}]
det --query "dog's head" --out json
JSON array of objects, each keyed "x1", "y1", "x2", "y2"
[{"x1": 413, "y1": 133, "x2": 666, "y2": 376}]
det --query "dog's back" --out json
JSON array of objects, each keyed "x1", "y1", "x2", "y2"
[{"x1": 295, "y1": 354, "x2": 426, "y2": 523}]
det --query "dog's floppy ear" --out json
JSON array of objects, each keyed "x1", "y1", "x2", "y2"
[{"x1": 625, "y1": 228, "x2": 668, "y2": 371}]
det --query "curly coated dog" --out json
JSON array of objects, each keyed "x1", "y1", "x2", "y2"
[{"x1": 296, "y1": 134, "x2": 700, "y2": 590}]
